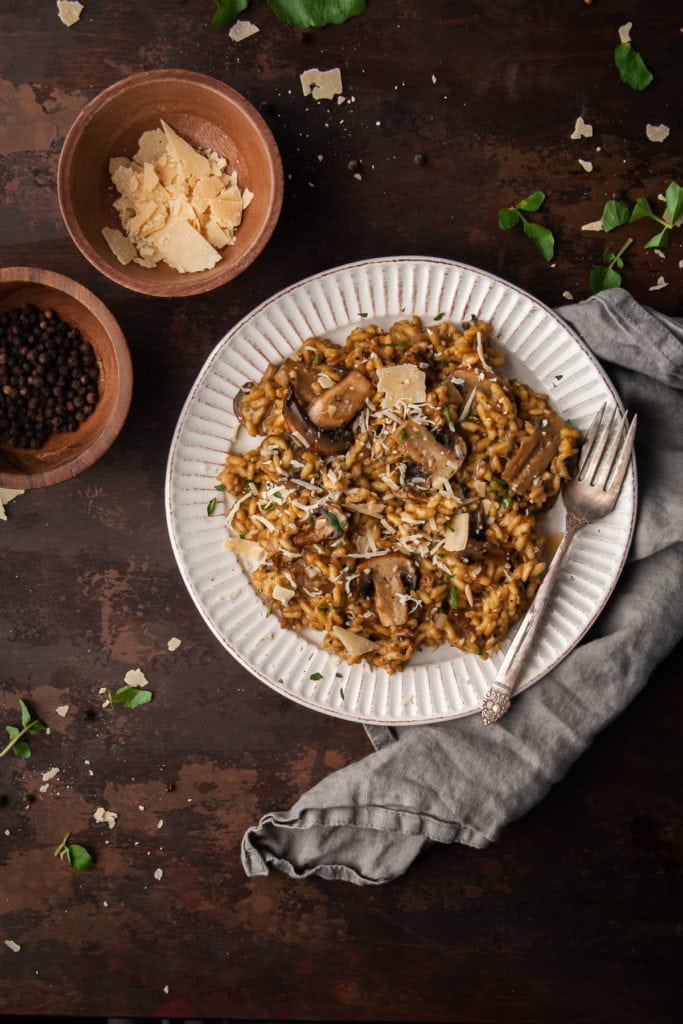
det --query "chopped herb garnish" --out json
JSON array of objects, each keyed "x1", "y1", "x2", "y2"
[
  {"x1": 358, "y1": 312, "x2": 368, "y2": 318},
  {"x1": 335, "y1": 672, "x2": 343, "y2": 678},
  {"x1": 399, "y1": 429, "x2": 408, "y2": 441},
  {"x1": 214, "y1": 483, "x2": 225, "y2": 491},
  {"x1": 448, "y1": 586, "x2": 459, "y2": 610},
  {"x1": 433, "y1": 311, "x2": 446, "y2": 321},
  {"x1": 554, "y1": 374, "x2": 563, "y2": 381},
  {"x1": 54, "y1": 832, "x2": 94, "y2": 871},
  {"x1": 111, "y1": 685, "x2": 153, "y2": 710},
  {"x1": 206, "y1": 497, "x2": 217, "y2": 516},
  {"x1": 310, "y1": 672, "x2": 323, "y2": 681},
  {"x1": 443, "y1": 405, "x2": 452, "y2": 423},
  {"x1": 322, "y1": 509, "x2": 347, "y2": 532},
  {"x1": 339, "y1": 687, "x2": 346, "y2": 699},
  {"x1": 0, "y1": 699, "x2": 46, "y2": 759}
]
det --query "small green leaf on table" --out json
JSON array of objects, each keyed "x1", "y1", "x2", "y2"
[
  {"x1": 111, "y1": 685, "x2": 153, "y2": 709},
  {"x1": 614, "y1": 42, "x2": 653, "y2": 91}
]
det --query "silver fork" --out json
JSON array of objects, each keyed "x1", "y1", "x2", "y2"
[{"x1": 480, "y1": 403, "x2": 637, "y2": 725}]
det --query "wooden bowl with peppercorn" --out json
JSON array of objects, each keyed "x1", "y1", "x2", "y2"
[
  {"x1": 0, "y1": 267, "x2": 132, "y2": 489},
  {"x1": 57, "y1": 69, "x2": 283, "y2": 298}
]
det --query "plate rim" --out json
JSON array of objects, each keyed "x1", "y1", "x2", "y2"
[{"x1": 165, "y1": 255, "x2": 638, "y2": 725}]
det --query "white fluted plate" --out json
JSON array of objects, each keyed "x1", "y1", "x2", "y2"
[{"x1": 165, "y1": 257, "x2": 637, "y2": 725}]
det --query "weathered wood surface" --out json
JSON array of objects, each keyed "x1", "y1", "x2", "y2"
[{"x1": 0, "y1": 1, "x2": 680, "y2": 1020}]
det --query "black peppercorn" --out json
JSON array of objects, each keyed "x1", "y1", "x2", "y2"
[{"x1": 0, "y1": 304, "x2": 100, "y2": 449}]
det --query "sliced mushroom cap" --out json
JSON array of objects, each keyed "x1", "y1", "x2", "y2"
[
  {"x1": 282, "y1": 385, "x2": 352, "y2": 456},
  {"x1": 292, "y1": 502, "x2": 347, "y2": 547},
  {"x1": 357, "y1": 553, "x2": 418, "y2": 628},
  {"x1": 307, "y1": 369, "x2": 373, "y2": 430},
  {"x1": 502, "y1": 409, "x2": 564, "y2": 494},
  {"x1": 394, "y1": 422, "x2": 467, "y2": 488},
  {"x1": 275, "y1": 359, "x2": 320, "y2": 406}
]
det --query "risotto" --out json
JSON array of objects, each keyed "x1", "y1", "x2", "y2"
[{"x1": 218, "y1": 316, "x2": 580, "y2": 674}]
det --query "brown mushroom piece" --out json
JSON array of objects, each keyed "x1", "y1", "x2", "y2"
[
  {"x1": 356, "y1": 553, "x2": 419, "y2": 628},
  {"x1": 275, "y1": 359, "x2": 320, "y2": 406},
  {"x1": 233, "y1": 382, "x2": 254, "y2": 428},
  {"x1": 394, "y1": 422, "x2": 467, "y2": 488},
  {"x1": 282, "y1": 385, "x2": 352, "y2": 456},
  {"x1": 291, "y1": 502, "x2": 347, "y2": 547},
  {"x1": 307, "y1": 370, "x2": 373, "y2": 430},
  {"x1": 502, "y1": 409, "x2": 564, "y2": 494}
]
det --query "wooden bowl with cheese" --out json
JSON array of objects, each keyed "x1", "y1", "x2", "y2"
[{"x1": 58, "y1": 70, "x2": 284, "y2": 298}]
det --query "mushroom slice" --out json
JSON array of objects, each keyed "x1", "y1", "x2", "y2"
[
  {"x1": 394, "y1": 422, "x2": 466, "y2": 488},
  {"x1": 233, "y1": 382, "x2": 254, "y2": 427},
  {"x1": 282, "y1": 385, "x2": 352, "y2": 456},
  {"x1": 292, "y1": 502, "x2": 347, "y2": 547},
  {"x1": 502, "y1": 409, "x2": 564, "y2": 494},
  {"x1": 357, "y1": 553, "x2": 419, "y2": 628},
  {"x1": 275, "y1": 359, "x2": 319, "y2": 406},
  {"x1": 307, "y1": 370, "x2": 373, "y2": 429}
]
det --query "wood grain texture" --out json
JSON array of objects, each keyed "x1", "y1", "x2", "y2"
[{"x1": 0, "y1": 0, "x2": 680, "y2": 1020}]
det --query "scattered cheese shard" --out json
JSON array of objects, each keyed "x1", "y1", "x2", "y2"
[
  {"x1": 300, "y1": 67, "x2": 343, "y2": 102},
  {"x1": 224, "y1": 536, "x2": 266, "y2": 560},
  {"x1": 618, "y1": 22, "x2": 632, "y2": 44},
  {"x1": 645, "y1": 123, "x2": 670, "y2": 143},
  {"x1": 648, "y1": 276, "x2": 668, "y2": 291},
  {"x1": 0, "y1": 488, "x2": 24, "y2": 522},
  {"x1": 93, "y1": 807, "x2": 118, "y2": 829},
  {"x1": 154, "y1": 868, "x2": 164, "y2": 881},
  {"x1": 103, "y1": 121, "x2": 249, "y2": 274},
  {"x1": 167, "y1": 637, "x2": 182, "y2": 652},
  {"x1": 375, "y1": 364, "x2": 427, "y2": 408},
  {"x1": 124, "y1": 668, "x2": 149, "y2": 688},
  {"x1": 443, "y1": 512, "x2": 470, "y2": 552},
  {"x1": 581, "y1": 220, "x2": 603, "y2": 232},
  {"x1": 332, "y1": 626, "x2": 377, "y2": 657},
  {"x1": 578, "y1": 159, "x2": 593, "y2": 173},
  {"x1": 570, "y1": 116, "x2": 593, "y2": 140},
  {"x1": 4, "y1": 940, "x2": 21, "y2": 953},
  {"x1": 562, "y1": 291, "x2": 574, "y2": 301},
  {"x1": 41, "y1": 767, "x2": 60, "y2": 783},
  {"x1": 57, "y1": 1, "x2": 84, "y2": 28},
  {"x1": 56, "y1": 705, "x2": 70, "y2": 717},
  {"x1": 229, "y1": 19, "x2": 260, "y2": 42},
  {"x1": 272, "y1": 584, "x2": 295, "y2": 605}
]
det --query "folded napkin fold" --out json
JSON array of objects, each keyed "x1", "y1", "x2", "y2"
[{"x1": 241, "y1": 289, "x2": 683, "y2": 885}]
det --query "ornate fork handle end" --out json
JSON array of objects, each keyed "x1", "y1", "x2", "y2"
[{"x1": 481, "y1": 684, "x2": 512, "y2": 725}]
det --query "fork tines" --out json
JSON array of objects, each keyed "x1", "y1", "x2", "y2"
[{"x1": 579, "y1": 403, "x2": 637, "y2": 492}]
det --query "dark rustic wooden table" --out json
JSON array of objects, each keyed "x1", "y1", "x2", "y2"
[{"x1": 0, "y1": 2, "x2": 680, "y2": 1021}]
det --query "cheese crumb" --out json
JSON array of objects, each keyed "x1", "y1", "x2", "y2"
[
  {"x1": 167, "y1": 637, "x2": 182, "y2": 652},
  {"x1": 163, "y1": 985, "x2": 170, "y2": 995},
  {"x1": 300, "y1": 67, "x2": 343, "y2": 102},
  {"x1": 618, "y1": 22, "x2": 632, "y2": 44},
  {"x1": 0, "y1": 488, "x2": 24, "y2": 522},
  {"x1": 578, "y1": 159, "x2": 593, "y2": 173},
  {"x1": 570, "y1": 116, "x2": 593, "y2": 140},
  {"x1": 41, "y1": 767, "x2": 60, "y2": 783},
  {"x1": 581, "y1": 220, "x2": 603, "y2": 232},
  {"x1": 55, "y1": 705, "x2": 70, "y2": 717},
  {"x1": 375, "y1": 364, "x2": 426, "y2": 408},
  {"x1": 332, "y1": 626, "x2": 377, "y2": 657},
  {"x1": 562, "y1": 290, "x2": 574, "y2": 301},
  {"x1": 4, "y1": 939, "x2": 21, "y2": 953},
  {"x1": 223, "y1": 536, "x2": 266, "y2": 561},
  {"x1": 648, "y1": 276, "x2": 668, "y2": 291},
  {"x1": 645, "y1": 123, "x2": 670, "y2": 143},
  {"x1": 57, "y1": 1, "x2": 84, "y2": 28},
  {"x1": 124, "y1": 668, "x2": 149, "y2": 689},
  {"x1": 272, "y1": 584, "x2": 296, "y2": 605},
  {"x1": 154, "y1": 868, "x2": 164, "y2": 881},
  {"x1": 228, "y1": 19, "x2": 260, "y2": 42},
  {"x1": 93, "y1": 807, "x2": 118, "y2": 829},
  {"x1": 443, "y1": 512, "x2": 469, "y2": 552}
]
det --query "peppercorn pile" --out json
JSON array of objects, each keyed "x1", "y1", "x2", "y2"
[{"x1": 0, "y1": 304, "x2": 99, "y2": 449}]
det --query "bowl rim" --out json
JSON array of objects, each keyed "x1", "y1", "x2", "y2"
[
  {"x1": 0, "y1": 266, "x2": 133, "y2": 489},
  {"x1": 57, "y1": 68, "x2": 284, "y2": 298}
]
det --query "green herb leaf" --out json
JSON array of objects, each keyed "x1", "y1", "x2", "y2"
[
  {"x1": 5, "y1": 725, "x2": 19, "y2": 740},
  {"x1": 664, "y1": 181, "x2": 683, "y2": 225},
  {"x1": 601, "y1": 199, "x2": 631, "y2": 233},
  {"x1": 212, "y1": 0, "x2": 249, "y2": 27},
  {"x1": 214, "y1": 483, "x2": 225, "y2": 491},
  {"x1": 206, "y1": 497, "x2": 217, "y2": 516},
  {"x1": 614, "y1": 42, "x2": 653, "y2": 91},
  {"x1": 13, "y1": 741, "x2": 31, "y2": 759},
  {"x1": 310, "y1": 672, "x2": 323, "y2": 680},
  {"x1": 516, "y1": 190, "x2": 545, "y2": 213},
  {"x1": 590, "y1": 265, "x2": 622, "y2": 294},
  {"x1": 497, "y1": 207, "x2": 520, "y2": 230},
  {"x1": 644, "y1": 227, "x2": 670, "y2": 249},
  {"x1": 28, "y1": 720, "x2": 46, "y2": 735},
  {"x1": 433, "y1": 311, "x2": 446, "y2": 321},
  {"x1": 522, "y1": 221, "x2": 555, "y2": 261},
  {"x1": 111, "y1": 685, "x2": 153, "y2": 709},
  {"x1": 266, "y1": 0, "x2": 366, "y2": 28},
  {"x1": 629, "y1": 196, "x2": 654, "y2": 223},
  {"x1": 339, "y1": 687, "x2": 345, "y2": 699},
  {"x1": 19, "y1": 699, "x2": 31, "y2": 727},
  {"x1": 321, "y1": 509, "x2": 347, "y2": 532},
  {"x1": 68, "y1": 844, "x2": 94, "y2": 871},
  {"x1": 448, "y1": 586, "x2": 459, "y2": 610}
]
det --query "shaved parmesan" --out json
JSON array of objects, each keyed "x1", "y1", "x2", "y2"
[
  {"x1": 124, "y1": 668, "x2": 150, "y2": 688},
  {"x1": 443, "y1": 512, "x2": 469, "y2": 552},
  {"x1": 272, "y1": 584, "x2": 296, "y2": 605},
  {"x1": 581, "y1": 220, "x2": 604, "y2": 232},
  {"x1": 149, "y1": 218, "x2": 221, "y2": 274},
  {"x1": 578, "y1": 159, "x2": 593, "y2": 173},
  {"x1": 570, "y1": 116, "x2": 593, "y2": 140},
  {"x1": 229, "y1": 19, "x2": 260, "y2": 42},
  {"x1": 167, "y1": 637, "x2": 182, "y2": 652},
  {"x1": 648, "y1": 276, "x2": 668, "y2": 291},
  {"x1": 57, "y1": 1, "x2": 83, "y2": 28},
  {"x1": 224, "y1": 536, "x2": 265, "y2": 560},
  {"x1": 618, "y1": 22, "x2": 632, "y2": 44},
  {"x1": 93, "y1": 807, "x2": 118, "y2": 829},
  {"x1": 300, "y1": 67, "x2": 343, "y2": 102},
  {"x1": 331, "y1": 626, "x2": 377, "y2": 657},
  {"x1": 645, "y1": 123, "x2": 670, "y2": 143},
  {"x1": 101, "y1": 227, "x2": 137, "y2": 266},
  {"x1": 375, "y1": 364, "x2": 426, "y2": 408},
  {"x1": 0, "y1": 487, "x2": 24, "y2": 522}
]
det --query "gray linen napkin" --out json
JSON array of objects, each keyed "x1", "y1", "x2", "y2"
[{"x1": 241, "y1": 288, "x2": 683, "y2": 885}]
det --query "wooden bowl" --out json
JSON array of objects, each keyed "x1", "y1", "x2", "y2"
[
  {"x1": 0, "y1": 267, "x2": 132, "y2": 489},
  {"x1": 57, "y1": 70, "x2": 283, "y2": 298}
]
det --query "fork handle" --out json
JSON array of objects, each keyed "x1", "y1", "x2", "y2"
[{"x1": 481, "y1": 515, "x2": 581, "y2": 725}]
